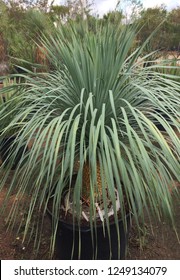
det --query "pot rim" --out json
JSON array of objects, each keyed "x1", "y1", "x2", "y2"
[{"x1": 46, "y1": 204, "x2": 131, "y2": 232}]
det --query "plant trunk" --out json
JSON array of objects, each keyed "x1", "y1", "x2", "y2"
[{"x1": 82, "y1": 161, "x2": 104, "y2": 202}]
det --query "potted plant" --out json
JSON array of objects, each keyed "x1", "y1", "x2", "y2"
[{"x1": 0, "y1": 23, "x2": 179, "y2": 260}]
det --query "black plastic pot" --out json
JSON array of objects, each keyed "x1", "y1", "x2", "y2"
[
  {"x1": 0, "y1": 136, "x2": 27, "y2": 169},
  {"x1": 55, "y1": 214, "x2": 131, "y2": 260},
  {"x1": 47, "y1": 174, "x2": 132, "y2": 260}
]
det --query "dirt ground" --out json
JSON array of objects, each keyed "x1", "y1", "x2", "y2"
[
  {"x1": 0, "y1": 178, "x2": 179, "y2": 260},
  {"x1": 127, "y1": 189, "x2": 180, "y2": 260}
]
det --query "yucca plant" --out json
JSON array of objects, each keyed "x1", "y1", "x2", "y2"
[{"x1": 0, "y1": 22, "x2": 179, "y2": 259}]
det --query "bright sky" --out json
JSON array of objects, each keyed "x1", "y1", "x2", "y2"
[
  {"x1": 53, "y1": 1, "x2": 179, "y2": 17},
  {"x1": 141, "y1": 0, "x2": 179, "y2": 9},
  {"x1": 94, "y1": 0, "x2": 179, "y2": 17}
]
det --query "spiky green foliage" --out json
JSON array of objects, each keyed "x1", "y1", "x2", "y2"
[
  {"x1": 0, "y1": 77, "x2": 24, "y2": 134},
  {"x1": 0, "y1": 23, "x2": 179, "y2": 259}
]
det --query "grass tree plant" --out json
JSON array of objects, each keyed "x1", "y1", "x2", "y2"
[{"x1": 0, "y1": 22, "x2": 179, "y2": 259}]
